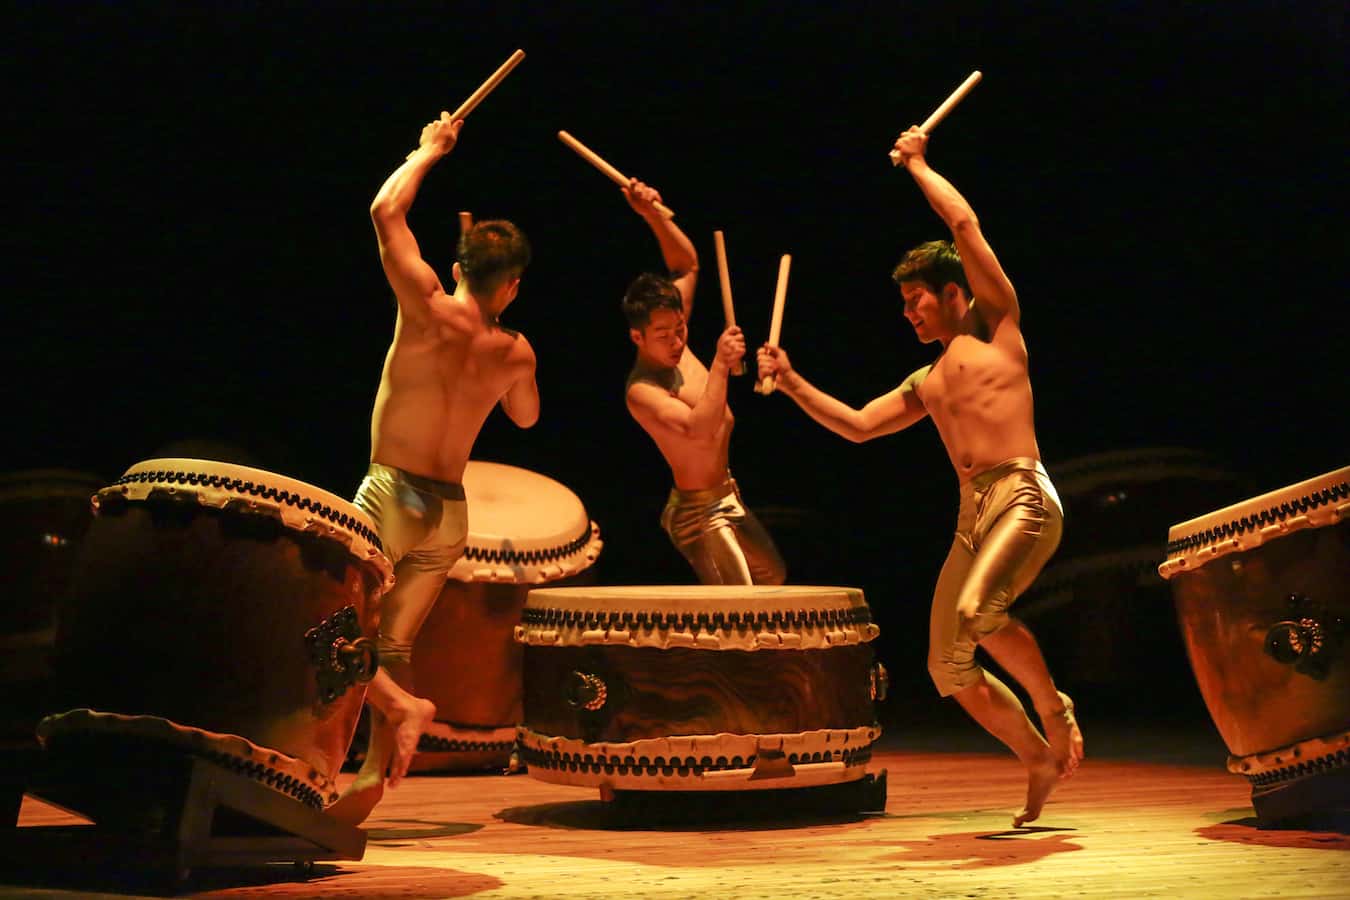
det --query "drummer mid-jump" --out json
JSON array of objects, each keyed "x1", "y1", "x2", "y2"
[
  {"x1": 613, "y1": 176, "x2": 786, "y2": 586},
  {"x1": 757, "y1": 125, "x2": 1084, "y2": 827},
  {"x1": 331, "y1": 110, "x2": 539, "y2": 825}
]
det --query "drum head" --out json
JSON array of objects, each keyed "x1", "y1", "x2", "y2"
[
  {"x1": 451, "y1": 461, "x2": 602, "y2": 584},
  {"x1": 100, "y1": 458, "x2": 392, "y2": 589},
  {"x1": 1160, "y1": 466, "x2": 1350, "y2": 578},
  {"x1": 519, "y1": 585, "x2": 879, "y2": 651}
]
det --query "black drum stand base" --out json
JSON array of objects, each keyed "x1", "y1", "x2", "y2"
[{"x1": 2, "y1": 738, "x2": 365, "y2": 887}]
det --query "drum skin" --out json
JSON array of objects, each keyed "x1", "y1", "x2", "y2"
[
  {"x1": 409, "y1": 461, "x2": 602, "y2": 771},
  {"x1": 48, "y1": 460, "x2": 392, "y2": 788}
]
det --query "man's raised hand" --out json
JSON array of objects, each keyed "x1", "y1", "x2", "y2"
[
  {"x1": 715, "y1": 326, "x2": 746, "y2": 372},
  {"x1": 756, "y1": 344, "x2": 792, "y2": 384},
  {"x1": 622, "y1": 178, "x2": 665, "y2": 218},
  {"x1": 418, "y1": 112, "x2": 463, "y2": 157}
]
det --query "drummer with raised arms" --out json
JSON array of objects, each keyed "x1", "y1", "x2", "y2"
[
  {"x1": 616, "y1": 177, "x2": 785, "y2": 586},
  {"x1": 331, "y1": 108, "x2": 538, "y2": 825},
  {"x1": 757, "y1": 121, "x2": 1084, "y2": 827}
]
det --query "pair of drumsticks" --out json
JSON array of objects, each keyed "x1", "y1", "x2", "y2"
[{"x1": 433, "y1": 50, "x2": 983, "y2": 394}]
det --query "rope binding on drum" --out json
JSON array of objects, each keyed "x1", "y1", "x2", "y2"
[
  {"x1": 521, "y1": 604, "x2": 874, "y2": 633},
  {"x1": 463, "y1": 522, "x2": 595, "y2": 565},
  {"x1": 1165, "y1": 479, "x2": 1349, "y2": 556},
  {"x1": 103, "y1": 468, "x2": 384, "y2": 553}
]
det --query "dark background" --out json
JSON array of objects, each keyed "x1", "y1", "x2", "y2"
[{"x1": 6, "y1": 2, "x2": 1346, "y2": 734}]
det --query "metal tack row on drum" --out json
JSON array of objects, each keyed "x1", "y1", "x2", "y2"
[
  {"x1": 1159, "y1": 464, "x2": 1350, "y2": 825},
  {"x1": 514, "y1": 585, "x2": 889, "y2": 805}
]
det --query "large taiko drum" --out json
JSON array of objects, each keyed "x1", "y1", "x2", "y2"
[
  {"x1": 410, "y1": 461, "x2": 602, "y2": 772},
  {"x1": 43, "y1": 459, "x2": 393, "y2": 810},
  {"x1": 1159, "y1": 465, "x2": 1350, "y2": 824},
  {"x1": 516, "y1": 585, "x2": 886, "y2": 801}
]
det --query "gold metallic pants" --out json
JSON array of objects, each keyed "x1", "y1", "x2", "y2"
[
  {"x1": 660, "y1": 476, "x2": 786, "y2": 586},
  {"x1": 353, "y1": 463, "x2": 468, "y2": 689},
  {"x1": 928, "y1": 458, "x2": 1063, "y2": 696}
]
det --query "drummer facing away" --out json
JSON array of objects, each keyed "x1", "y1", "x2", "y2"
[
  {"x1": 331, "y1": 111, "x2": 539, "y2": 825},
  {"x1": 621, "y1": 180, "x2": 786, "y2": 585},
  {"x1": 756, "y1": 127, "x2": 1083, "y2": 827}
]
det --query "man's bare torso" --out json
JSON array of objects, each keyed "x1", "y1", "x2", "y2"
[
  {"x1": 916, "y1": 310, "x2": 1041, "y2": 481},
  {"x1": 628, "y1": 351, "x2": 734, "y2": 491},
  {"x1": 371, "y1": 292, "x2": 525, "y2": 484}
]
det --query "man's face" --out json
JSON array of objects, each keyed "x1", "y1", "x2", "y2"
[
  {"x1": 631, "y1": 307, "x2": 687, "y2": 367},
  {"x1": 899, "y1": 281, "x2": 944, "y2": 343}
]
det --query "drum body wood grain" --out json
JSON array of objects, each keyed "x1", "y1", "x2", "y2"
[
  {"x1": 410, "y1": 461, "x2": 602, "y2": 772},
  {"x1": 47, "y1": 459, "x2": 392, "y2": 807},
  {"x1": 1159, "y1": 466, "x2": 1350, "y2": 823},
  {"x1": 518, "y1": 585, "x2": 885, "y2": 794}
]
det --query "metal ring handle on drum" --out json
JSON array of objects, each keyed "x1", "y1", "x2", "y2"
[
  {"x1": 869, "y1": 660, "x2": 890, "y2": 703},
  {"x1": 1264, "y1": 593, "x2": 1343, "y2": 680},
  {"x1": 564, "y1": 671, "x2": 608, "y2": 711},
  {"x1": 304, "y1": 606, "x2": 379, "y2": 704},
  {"x1": 335, "y1": 636, "x2": 379, "y2": 684}
]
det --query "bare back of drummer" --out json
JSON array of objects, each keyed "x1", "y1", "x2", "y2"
[{"x1": 331, "y1": 111, "x2": 538, "y2": 826}]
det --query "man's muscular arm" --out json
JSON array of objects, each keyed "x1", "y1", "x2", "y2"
[
  {"x1": 630, "y1": 326, "x2": 743, "y2": 440},
  {"x1": 757, "y1": 345, "x2": 929, "y2": 443},
  {"x1": 894, "y1": 127, "x2": 1019, "y2": 327},
  {"x1": 499, "y1": 335, "x2": 540, "y2": 429},
  {"x1": 370, "y1": 113, "x2": 463, "y2": 324},
  {"x1": 625, "y1": 179, "x2": 699, "y2": 319}
]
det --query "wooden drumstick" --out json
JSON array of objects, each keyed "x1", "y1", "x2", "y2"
[
  {"x1": 889, "y1": 70, "x2": 983, "y2": 166},
  {"x1": 406, "y1": 49, "x2": 526, "y2": 160},
  {"x1": 557, "y1": 130, "x2": 676, "y2": 219},
  {"x1": 712, "y1": 230, "x2": 744, "y2": 376},
  {"x1": 755, "y1": 254, "x2": 792, "y2": 395},
  {"x1": 459, "y1": 211, "x2": 473, "y2": 234}
]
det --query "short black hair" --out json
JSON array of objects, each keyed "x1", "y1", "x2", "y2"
[
  {"x1": 892, "y1": 240, "x2": 970, "y2": 297},
  {"x1": 457, "y1": 220, "x2": 531, "y2": 294},
  {"x1": 621, "y1": 272, "x2": 683, "y2": 329}
]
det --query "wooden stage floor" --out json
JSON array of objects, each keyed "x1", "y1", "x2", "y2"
[{"x1": 6, "y1": 720, "x2": 1349, "y2": 900}]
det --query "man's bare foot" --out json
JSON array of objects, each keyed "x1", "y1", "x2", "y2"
[
  {"x1": 1013, "y1": 755, "x2": 1060, "y2": 828},
  {"x1": 386, "y1": 692, "x2": 437, "y2": 788},
  {"x1": 327, "y1": 770, "x2": 384, "y2": 827},
  {"x1": 1041, "y1": 691, "x2": 1084, "y2": 778}
]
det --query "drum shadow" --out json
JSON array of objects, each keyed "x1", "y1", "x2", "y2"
[
  {"x1": 496, "y1": 795, "x2": 870, "y2": 832},
  {"x1": 1195, "y1": 812, "x2": 1350, "y2": 849},
  {"x1": 0, "y1": 861, "x2": 503, "y2": 898}
]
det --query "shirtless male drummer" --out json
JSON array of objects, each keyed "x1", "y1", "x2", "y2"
[
  {"x1": 756, "y1": 126, "x2": 1083, "y2": 826},
  {"x1": 621, "y1": 180, "x2": 786, "y2": 585},
  {"x1": 332, "y1": 111, "x2": 539, "y2": 824}
]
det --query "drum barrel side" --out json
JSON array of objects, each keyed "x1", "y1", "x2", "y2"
[
  {"x1": 1171, "y1": 522, "x2": 1350, "y2": 757},
  {"x1": 414, "y1": 580, "x2": 529, "y2": 728},
  {"x1": 50, "y1": 501, "x2": 380, "y2": 782},
  {"x1": 522, "y1": 644, "x2": 878, "y2": 744},
  {"x1": 407, "y1": 567, "x2": 599, "y2": 773},
  {"x1": 0, "y1": 471, "x2": 103, "y2": 742}
]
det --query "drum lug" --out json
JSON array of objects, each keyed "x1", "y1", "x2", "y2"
[
  {"x1": 869, "y1": 660, "x2": 890, "y2": 702},
  {"x1": 304, "y1": 606, "x2": 379, "y2": 704},
  {"x1": 1264, "y1": 594, "x2": 1344, "y2": 680},
  {"x1": 564, "y1": 671, "x2": 608, "y2": 711}
]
